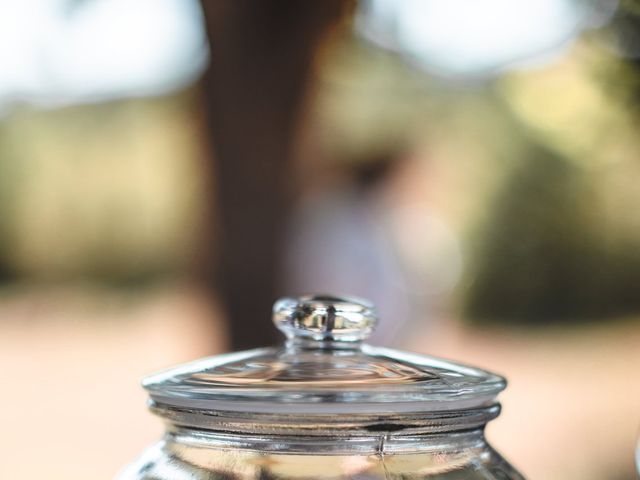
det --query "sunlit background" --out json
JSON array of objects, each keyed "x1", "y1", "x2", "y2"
[{"x1": 1, "y1": 0, "x2": 640, "y2": 479}]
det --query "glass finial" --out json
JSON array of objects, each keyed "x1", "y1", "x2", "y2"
[{"x1": 272, "y1": 294, "x2": 378, "y2": 343}]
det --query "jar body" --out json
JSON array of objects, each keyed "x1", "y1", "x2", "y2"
[{"x1": 117, "y1": 427, "x2": 524, "y2": 480}]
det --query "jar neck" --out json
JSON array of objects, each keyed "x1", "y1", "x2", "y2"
[{"x1": 166, "y1": 424, "x2": 488, "y2": 455}]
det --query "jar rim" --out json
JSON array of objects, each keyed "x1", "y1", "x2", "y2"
[{"x1": 151, "y1": 401, "x2": 501, "y2": 436}]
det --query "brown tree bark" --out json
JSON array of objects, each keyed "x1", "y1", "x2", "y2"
[{"x1": 199, "y1": 0, "x2": 344, "y2": 350}]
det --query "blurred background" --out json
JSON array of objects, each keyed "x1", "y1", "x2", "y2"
[{"x1": 1, "y1": 0, "x2": 640, "y2": 478}]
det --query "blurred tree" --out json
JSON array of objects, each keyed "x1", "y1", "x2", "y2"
[
  {"x1": 464, "y1": 142, "x2": 640, "y2": 325},
  {"x1": 464, "y1": 146, "x2": 599, "y2": 324},
  {"x1": 0, "y1": 127, "x2": 16, "y2": 284},
  {"x1": 602, "y1": 1, "x2": 640, "y2": 111},
  {"x1": 199, "y1": 0, "x2": 345, "y2": 349},
  {"x1": 465, "y1": 4, "x2": 640, "y2": 326}
]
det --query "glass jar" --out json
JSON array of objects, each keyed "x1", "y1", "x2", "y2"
[
  {"x1": 118, "y1": 295, "x2": 525, "y2": 479},
  {"x1": 636, "y1": 433, "x2": 640, "y2": 475}
]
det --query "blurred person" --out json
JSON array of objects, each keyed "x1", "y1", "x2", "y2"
[{"x1": 283, "y1": 151, "x2": 462, "y2": 345}]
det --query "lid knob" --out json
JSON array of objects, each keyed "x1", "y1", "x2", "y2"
[{"x1": 273, "y1": 294, "x2": 378, "y2": 344}]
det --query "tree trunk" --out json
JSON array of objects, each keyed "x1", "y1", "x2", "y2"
[{"x1": 199, "y1": 0, "x2": 343, "y2": 349}]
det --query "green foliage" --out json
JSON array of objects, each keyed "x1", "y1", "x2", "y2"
[{"x1": 464, "y1": 144, "x2": 640, "y2": 324}]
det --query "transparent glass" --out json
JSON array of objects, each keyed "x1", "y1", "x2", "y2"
[
  {"x1": 118, "y1": 296, "x2": 525, "y2": 479},
  {"x1": 144, "y1": 295, "x2": 506, "y2": 415},
  {"x1": 118, "y1": 427, "x2": 524, "y2": 480}
]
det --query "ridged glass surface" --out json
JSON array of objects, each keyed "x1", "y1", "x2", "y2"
[{"x1": 186, "y1": 350, "x2": 437, "y2": 386}]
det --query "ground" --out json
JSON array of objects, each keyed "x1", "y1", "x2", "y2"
[{"x1": 1, "y1": 284, "x2": 638, "y2": 479}]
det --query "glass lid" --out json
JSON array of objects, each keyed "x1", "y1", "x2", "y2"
[{"x1": 144, "y1": 295, "x2": 506, "y2": 419}]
